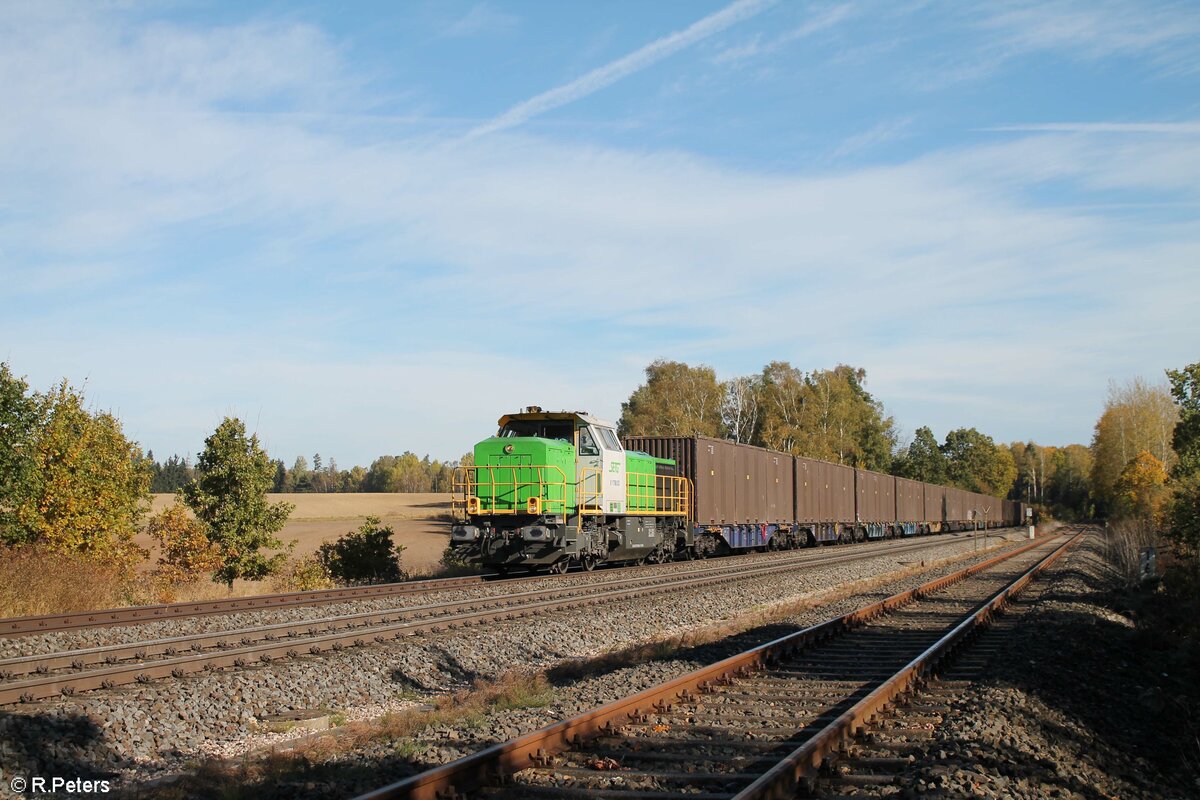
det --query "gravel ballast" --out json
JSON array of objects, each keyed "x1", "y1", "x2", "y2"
[
  {"x1": 896, "y1": 531, "x2": 1195, "y2": 800},
  {"x1": 0, "y1": 531, "x2": 1027, "y2": 794}
]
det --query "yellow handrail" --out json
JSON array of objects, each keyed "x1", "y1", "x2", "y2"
[
  {"x1": 626, "y1": 475, "x2": 692, "y2": 517},
  {"x1": 577, "y1": 466, "x2": 604, "y2": 515},
  {"x1": 453, "y1": 465, "x2": 568, "y2": 518}
]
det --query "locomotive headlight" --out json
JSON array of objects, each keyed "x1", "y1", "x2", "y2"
[{"x1": 451, "y1": 525, "x2": 480, "y2": 542}]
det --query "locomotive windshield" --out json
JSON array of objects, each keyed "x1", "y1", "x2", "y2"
[{"x1": 498, "y1": 420, "x2": 574, "y2": 441}]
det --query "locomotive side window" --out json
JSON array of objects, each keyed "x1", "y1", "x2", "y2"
[
  {"x1": 598, "y1": 427, "x2": 621, "y2": 450},
  {"x1": 578, "y1": 427, "x2": 600, "y2": 456}
]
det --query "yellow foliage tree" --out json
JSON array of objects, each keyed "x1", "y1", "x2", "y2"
[
  {"x1": 28, "y1": 381, "x2": 151, "y2": 572},
  {"x1": 147, "y1": 502, "x2": 225, "y2": 585},
  {"x1": 1114, "y1": 450, "x2": 1170, "y2": 524},
  {"x1": 1091, "y1": 377, "x2": 1178, "y2": 513}
]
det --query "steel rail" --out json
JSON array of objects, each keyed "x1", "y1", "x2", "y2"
[
  {"x1": 0, "y1": 532, "x2": 1011, "y2": 705},
  {"x1": 0, "y1": 528, "x2": 1016, "y2": 638},
  {"x1": 352, "y1": 533, "x2": 1075, "y2": 800},
  {"x1": 0, "y1": 537, "x2": 949, "y2": 679}
]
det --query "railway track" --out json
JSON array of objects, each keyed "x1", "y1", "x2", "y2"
[
  {"x1": 0, "y1": 529, "x2": 1019, "y2": 638},
  {"x1": 354, "y1": 531, "x2": 1078, "y2": 800},
  {"x1": 0, "y1": 532, "x2": 1020, "y2": 705}
]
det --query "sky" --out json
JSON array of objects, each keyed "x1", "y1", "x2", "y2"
[{"x1": 1, "y1": 0, "x2": 1198, "y2": 468}]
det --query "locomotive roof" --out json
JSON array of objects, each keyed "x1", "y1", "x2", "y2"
[{"x1": 497, "y1": 408, "x2": 617, "y2": 429}]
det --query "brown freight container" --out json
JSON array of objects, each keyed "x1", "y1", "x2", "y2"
[
  {"x1": 855, "y1": 469, "x2": 896, "y2": 523},
  {"x1": 944, "y1": 487, "x2": 964, "y2": 522},
  {"x1": 621, "y1": 436, "x2": 794, "y2": 524},
  {"x1": 794, "y1": 457, "x2": 856, "y2": 522},
  {"x1": 895, "y1": 477, "x2": 925, "y2": 522},
  {"x1": 923, "y1": 483, "x2": 945, "y2": 524}
]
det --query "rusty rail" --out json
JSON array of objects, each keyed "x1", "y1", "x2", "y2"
[{"x1": 354, "y1": 532, "x2": 1077, "y2": 800}]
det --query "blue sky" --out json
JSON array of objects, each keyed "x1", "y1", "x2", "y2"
[{"x1": 2, "y1": 0, "x2": 1198, "y2": 467}]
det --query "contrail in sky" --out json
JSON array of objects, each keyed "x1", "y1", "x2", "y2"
[{"x1": 466, "y1": 0, "x2": 778, "y2": 139}]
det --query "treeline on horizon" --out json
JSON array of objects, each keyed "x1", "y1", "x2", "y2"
[
  {"x1": 147, "y1": 451, "x2": 472, "y2": 495},
  {"x1": 141, "y1": 358, "x2": 1176, "y2": 522}
]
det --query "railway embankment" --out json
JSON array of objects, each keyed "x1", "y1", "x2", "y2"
[
  {"x1": 1, "y1": 532, "x2": 1025, "y2": 795},
  {"x1": 894, "y1": 531, "x2": 1197, "y2": 799}
]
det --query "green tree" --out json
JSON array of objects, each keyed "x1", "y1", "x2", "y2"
[
  {"x1": 618, "y1": 360, "x2": 725, "y2": 438},
  {"x1": 1166, "y1": 361, "x2": 1200, "y2": 551},
  {"x1": 941, "y1": 427, "x2": 1017, "y2": 497},
  {"x1": 1167, "y1": 362, "x2": 1200, "y2": 476},
  {"x1": 290, "y1": 455, "x2": 312, "y2": 492},
  {"x1": 894, "y1": 426, "x2": 948, "y2": 484},
  {"x1": 181, "y1": 417, "x2": 294, "y2": 585},
  {"x1": 342, "y1": 465, "x2": 367, "y2": 492},
  {"x1": 1045, "y1": 445, "x2": 1093, "y2": 519},
  {"x1": 0, "y1": 363, "x2": 41, "y2": 545}
]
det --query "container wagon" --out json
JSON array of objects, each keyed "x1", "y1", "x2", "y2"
[
  {"x1": 622, "y1": 436, "x2": 802, "y2": 555},
  {"x1": 793, "y1": 456, "x2": 856, "y2": 544}
]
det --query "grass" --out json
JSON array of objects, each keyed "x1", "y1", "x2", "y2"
[{"x1": 0, "y1": 544, "x2": 156, "y2": 617}]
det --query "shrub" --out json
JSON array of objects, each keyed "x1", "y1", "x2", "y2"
[
  {"x1": 439, "y1": 543, "x2": 480, "y2": 576},
  {"x1": 317, "y1": 516, "x2": 405, "y2": 585},
  {"x1": 147, "y1": 502, "x2": 225, "y2": 585},
  {"x1": 271, "y1": 554, "x2": 335, "y2": 592}
]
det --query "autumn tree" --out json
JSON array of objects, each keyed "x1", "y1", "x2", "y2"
[
  {"x1": 894, "y1": 426, "x2": 948, "y2": 484},
  {"x1": 1113, "y1": 450, "x2": 1170, "y2": 522},
  {"x1": 0, "y1": 366, "x2": 151, "y2": 565},
  {"x1": 619, "y1": 360, "x2": 725, "y2": 438},
  {"x1": 806, "y1": 366, "x2": 894, "y2": 469},
  {"x1": 756, "y1": 362, "x2": 807, "y2": 452},
  {"x1": 147, "y1": 502, "x2": 224, "y2": 584},
  {"x1": 941, "y1": 427, "x2": 1017, "y2": 497},
  {"x1": 1090, "y1": 377, "x2": 1178, "y2": 514},
  {"x1": 182, "y1": 417, "x2": 294, "y2": 585}
]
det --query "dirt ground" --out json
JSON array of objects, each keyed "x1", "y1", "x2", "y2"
[{"x1": 138, "y1": 493, "x2": 454, "y2": 576}]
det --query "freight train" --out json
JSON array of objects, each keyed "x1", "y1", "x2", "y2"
[{"x1": 449, "y1": 407, "x2": 1027, "y2": 574}]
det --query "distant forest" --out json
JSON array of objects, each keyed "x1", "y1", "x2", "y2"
[{"x1": 147, "y1": 451, "x2": 471, "y2": 495}]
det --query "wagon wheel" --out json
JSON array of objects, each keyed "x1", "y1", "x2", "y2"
[
  {"x1": 548, "y1": 560, "x2": 568, "y2": 575},
  {"x1": 580, "y1": 554, "x2": 597, "y2": 571}
]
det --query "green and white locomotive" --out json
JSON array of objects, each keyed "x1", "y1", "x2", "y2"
[{"x1": 449, "y1": 407, "x2": 691, "y2": 574}]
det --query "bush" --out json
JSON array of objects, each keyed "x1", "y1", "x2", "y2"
[
  {"x1": 317, "y1": 516, "x2": 405, "y2": 585},
  {"x1": 271, "y1": 553, "x2": 335, "y2": 592},
  {"x1": 148, "y1": 502, "x2": 225, "y2": 585},
  {"x1": 439, "y1": 543, "x2": 480, "y2": 577}
]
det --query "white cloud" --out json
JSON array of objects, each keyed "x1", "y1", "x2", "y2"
[
  {"x1": 466, "y1": 0, "x2": 778, "y2": 139},
  {"x1": 2, "y1": 4, "x2": 1199, "y2": 461}
]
